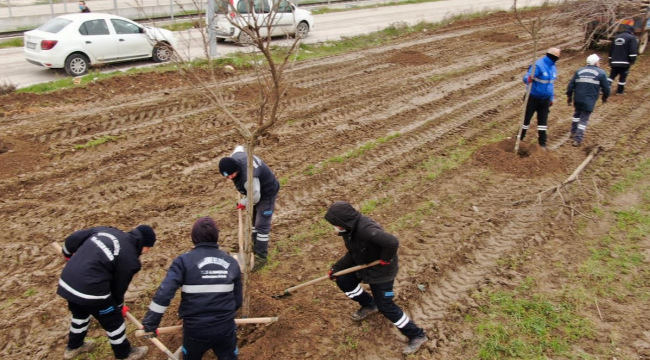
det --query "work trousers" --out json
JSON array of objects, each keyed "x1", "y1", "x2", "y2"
[
  {"x1": 521, "y1": 96, "x2": 550, "y2": 147},
  {"x1": 609, "y1": 67, "x2": 630, "y2": 94},
  {"x1": 251, "y1": 193, "x2": 277, "y2": 258},
  {"x1": 335, "y1": 273, "x2": 424, "y2": 340},
  {"x1": 571, "y1": 108, "x2": 592, "y2": 143},
  {"x1": 181, "y1": 321, "x2": 238, "y2": 360},
  {"x1": 67, "y1": 301, "x2": 131, "y2": 359}
]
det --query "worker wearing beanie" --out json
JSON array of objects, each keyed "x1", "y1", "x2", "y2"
[
  {"x1": 566, "y1": 54, "x2": 611, "y2": 146},
  {"x1": 57, "y1": 225, "x2": 156, "y2": 360},
  {"x1": 142, "y1": 217, "x2": 242, "y2": 360},
  {"x1": 218, "y1": 145, "x2": 280, "y2": 271}
]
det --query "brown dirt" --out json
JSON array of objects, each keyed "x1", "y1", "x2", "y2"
[
  {"x1": 1, "y1": 9, "x2": 650, "y2": 360},
  {"x1": 386, "y1": 50, "x2": 435, "y2": 65},
  {"x1": 0, "y1": 138, "x2": 9, "y2": 154},
  {"x1": 473, "y1": 138, "x2": 568, "y2": 177},
  {"x1": 480, "y1": 31, "x2": 522, "y2": 43}
]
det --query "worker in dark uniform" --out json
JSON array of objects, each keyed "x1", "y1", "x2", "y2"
[
  {"x1": 567, "y1": 54, "x2": 611, "y2": 147},
  {"x1": 58, "y1": 225, "x2": 156, "y2": 360},
  {"x1": 520, "y1": 47, "x2": 561, "y2": 149},
  {"x1": 218, "y1": 145, "x2": 280, "y2": 270},
  {"x1": 609, "y1": 24, "x2": 639, "y2": 95},
  {"x1": 324, "y1": 201, "x2": 428, "y2": 355},
  {"x1": 142, "y1": 217, "x2": 242, "y2": 360}
]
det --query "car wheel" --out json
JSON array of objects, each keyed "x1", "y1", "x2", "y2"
[
  {"x1": 237, "y1": 30, "x2": 253, "y2": 46},
  {"x1": 65, "y1": 53, "x2": 89, "y2": 77},
  {"x1": 153, "y1": 42, "x2": 173, "y2": 63},
  {"x1": 296, "y1": 21, "x2": 309, "y2": 39},
  {"x1": 216, "y1": 37, "x2": 226, "y2": 43}
]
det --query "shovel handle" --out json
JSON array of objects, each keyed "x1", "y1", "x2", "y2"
[
  {"x1": 134, "y1": 317, "x2": 279, "y2": 337},
  {"x1": 282, "y1": 260, "x2": 381, "y2": 295},
  {"x1": 125, "y1": 312, "x2": 178, "y2": 360},
  {"x1": 51, "y1": 242, "x2": 63, "y2": 253}
]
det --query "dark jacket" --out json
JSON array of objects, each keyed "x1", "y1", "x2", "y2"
[
  {"x1": 325, "y1": 202, "x2": 399, "y2": 284},
  {"x1": 80, "y1": 6, "x2": 91, "y2": 12},
  {"x1": 231, "y1": 147, "x2": 280, "y2": 206},
  {"x1": 609, "y1": 29, "x2": 638, "y2": 68},
  {"x1": 523, "y1": 55, "x2": 557, "y2": 101},
  {"x1": 142, "y1": 243, "x2": 242, "y2": 330},
  {"x1": 57, "y1": 226, "x2": 144, "y2": 306},
  {"x1": 566, "y1": 65, "x2": 611, "y2": 112}
]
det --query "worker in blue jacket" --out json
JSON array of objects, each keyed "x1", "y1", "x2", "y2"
[
  {"x1": 520, "y1": 47, "x2": 561, "y2": 149},
  {"x1": 566, "y1": 54, "x2": 611, "y2": 147},
  {"x1": 58, "y1": 225, "x2": 156, "y2": 360},
  {"x1": 142, "y1": 217, "x2": 242, "y2": 360}
]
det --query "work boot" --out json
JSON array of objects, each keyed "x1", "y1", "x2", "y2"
[
  {"x1": 252, "y1": 255, "x2": 267, "y2": 272},
  {"x1": 125, "y1": 346, "x2": 149, "y2": 360},
  {"x1": 572, "y1": 140, "x2": 581, "y2": 147},
  {"x1": 403, "y1": 334, "x2": 428, "y2": 355},
  {"x1": 569, "y1": 132, "x2": 575, "y2": 139},
  {"x1": 64, "y1": 339, "x2": 95, "y2": 359},
  {"x1": 350, "y1": 305, "x2": 378, "y2": 322}
]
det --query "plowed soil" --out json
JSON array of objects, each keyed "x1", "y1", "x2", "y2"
[{"x1": 2, "y1": 9, "x2": 650, "y2": 360}]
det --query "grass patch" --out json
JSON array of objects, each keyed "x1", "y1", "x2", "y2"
[
  {"x1": 389, "y1": 200, "x2": 439, "y2": 231},
  {"x1": 161, "y1": 20, "x2": 199, "y2": 31},
  {"x1": 22, "y1": 289, "x2": 37, "y2": 297},
  {"x1": 311, "y1": 0, "x2": 443, "y2": 15},
  {"x1": 74, "y1": 135, "x2": 117, "y2": 149},
  {"x1": 0, "y1": 38, "x2": 23, "y2": 49},
  {"x1": 472, "y1": 278, "x2": 594, "y2": 360},
  {"x1": 610, "y1": 158, "x2": 650, "y2": 194},
  {"x1": 360, "y1": 197, "x2": 391, "y2": 214},
  {"x1": 327, "y1": 133, "x2": 400, "y2": 164}
]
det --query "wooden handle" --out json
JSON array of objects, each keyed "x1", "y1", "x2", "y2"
[
  {"x1": 238, "y1": 194, "x2": 244, "y2": 259},
  {"x1": 282, "y1": 260, "x2": 381, "y2": 295},
  {"x1": 125, "y1": 312, "x2": 178, "y2": 360},
  {"x1": 51, "y1": 242, "x2": 62, "y2": 252},
  {"x1": 134, "y1": 317, "x2": 279, "y2": 337}
]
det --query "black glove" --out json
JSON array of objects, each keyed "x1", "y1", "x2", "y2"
[
  {"x1": 143, "y1": 325, "x2": 159, "y2": 337},
  {"x1": 142, "y1": 310, "x2": 163, "y2": 337},
  {"x1": 567, "y1": 98, "x2": 572, "y2": 106}
]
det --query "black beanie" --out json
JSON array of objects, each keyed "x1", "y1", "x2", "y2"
[
  {"x1": 219, "y1": 157, "x2": 239, "y2": 177},
  {"x1": 136, "y1": 225, "x2": 156, "y2": 247},
  {"x1": 192, "y1": 216, "x2": 219, "y2": 245}
]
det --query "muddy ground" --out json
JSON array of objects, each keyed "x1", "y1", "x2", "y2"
[{"x1": 1, "y1": 9, "x2": 650, "y2": 360}]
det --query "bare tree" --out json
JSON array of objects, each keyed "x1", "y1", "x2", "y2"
[
  {"x1": 571, "y1": 0, "x2": 648, "y2": 50},
  {"x1": 134, "y1": 0, "x2": 304, "y2": 315},
  {"x1": 512, "y1": 0, "x2": 558, "y2": 155}
]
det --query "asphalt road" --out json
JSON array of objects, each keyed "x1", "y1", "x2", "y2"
[{"x1": 0, "y1": 0, "x2": 548, "y2": 88}]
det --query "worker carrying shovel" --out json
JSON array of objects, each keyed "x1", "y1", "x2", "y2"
[
  {"x1": 324, "y1": 201, "x2": 428, "y2": 355},
  {"x1": 142, "y1": 216, "x2": 242, "y2": 360},
  {"x1": 57, "y1": 225, "x2": 157, "y2": 360},
  {"x1": 219, "y1": 145, "x2": 280, "y2": 271}
]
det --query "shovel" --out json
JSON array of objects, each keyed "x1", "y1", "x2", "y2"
[
  {"x1": 134, "y1": 317, "x2": 279, "y2": 338},
  {"x1": 272, "y1": 260, "x2": 381, "y2": 299},
  {"x1": 51, "y1": 242, "x2": 178, "y2": 360}
]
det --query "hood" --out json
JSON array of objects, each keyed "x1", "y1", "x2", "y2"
[{"x1": 324, "y1": 201, "x2": 361, "y2": 232}]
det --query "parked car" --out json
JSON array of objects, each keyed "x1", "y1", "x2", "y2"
[
  {"x1": 24, "y1": 13, "x2": 178, "y2": 76},
  {"x1": 213, "y1": 0, "x2": 314, "y2": 44}
]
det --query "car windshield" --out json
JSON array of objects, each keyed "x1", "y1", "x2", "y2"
[{"x1": 38, "y1": 18, "x2": 72, "y2": 33}]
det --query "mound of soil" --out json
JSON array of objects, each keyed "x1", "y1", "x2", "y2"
[
  {"x1": 473, "y1": 138, "x2": 567, "y2": 177},
  {"x1": 235, "y1": 84, "x2": 306, "y2": 103},
  {"x1": 386, "y1": 50, "x2": 434, "y2": 65},
  {"x1": 480, "y1": 31, "x2": 520, "y2": 43}
]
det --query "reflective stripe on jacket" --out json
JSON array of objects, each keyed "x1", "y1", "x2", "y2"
[{"x1": 523, "y1": 55, "x2": 557, "y2": 101}]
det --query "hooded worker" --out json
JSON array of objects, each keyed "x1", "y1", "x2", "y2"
[
  {"x1": 218, "y1": 145, "x2": 280, "y2": 271},
  {"x1": 566, "y1": 54, "x2": 611, "y2": 146},
  {"x1": 142, "y1": 217, "x2": 242, "y2": 360},
  {"x1": 520, "y1": 47, "x2": 561, "y2": 149},
  {"x1": 324, "y1": 201, "x2": 428, "y2": 355},
  {"x1": 58, "y1": 225, "x2": 156, "y2": 360},
  {"x1": 609, "y1": 24, "x2": 639, "y2": 95}
]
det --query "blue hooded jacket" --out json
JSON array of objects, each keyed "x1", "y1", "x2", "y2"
[{"x1": 523, "y1": 55, "x2": 557, "y2": 101}]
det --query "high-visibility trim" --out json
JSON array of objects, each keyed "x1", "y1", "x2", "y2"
[
  {"x1": 607, "y1": 78, "x2": 613, "y2": 82},
  {"x1": 181, "y1": 284, "x2": 234, "y2": 293},
  {"x1": 97, "y1": 232, "x2": 120, "y2": 256},
  {"x1": 533, "y1": 78, "x2": 554, "y2": 84},
  {"x1": 108, "y1": 334, "x2": 126, "y2": 345},
  {"x1": 256, "y1": 234, "x2": 269, "y2": 242},
  {"x1": 572, "y1": 118, "x2": 580, "y2": 122},
  {"x1": 71, "y1": 316, "x2": 91, "y2": 325},
  {"x1": 59, "y1": 279, "x2": 110, "y2": 300},
  {"x1": 106, "y1": 323, "x2": 126, "y2": 337},
  {"x1": 578, "y1": 124, "x2": 587, "y2": 130},
  {"x1": 611, "y1": 61, "x2": 630, "y2": 65},
  {"x1": 630, "y1": 54, "x2": 637, "y2": 57},
  {"x1": 91, "y1": 237, "x2": 114, "y2": 261},
  {"x1": 345, "y1": 285, "x2": 363, "y2": 298},
  {"x1": 576, "y1": 78, "x2": 600, "y2": 85},
  {"x1": 537, "y1": 126, "x2": 548, "y2": 131},
  {"x1": 70, "y1": 325, "x2": 89, "y2": 333},
  {"x1": 63, "y1": 243, "x2": 72, "y2": 256},
  {"x1": 618, "y1": 82, "x2": 626, "y2": 86},
  {"x1": 149, "y1": 301, "x2": 168, "y2": 314},
  {"x1": 522, "y1": 125, "x2": 529, "y2": 130},
  {"x1": 394, "y1": 313, "x2": 410, "y2": 328}
]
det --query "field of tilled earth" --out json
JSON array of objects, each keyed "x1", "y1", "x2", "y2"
[{"x1": 2, "y1": 9, "x2": 650, "y2": 360}]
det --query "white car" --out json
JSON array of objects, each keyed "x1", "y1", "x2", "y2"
[
  {"x1": 24, "y1": 13, "x2": 177, "y2": 76},
  {"x1": 213, "y1": 0, "x2": 314, "y2": 44}
]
